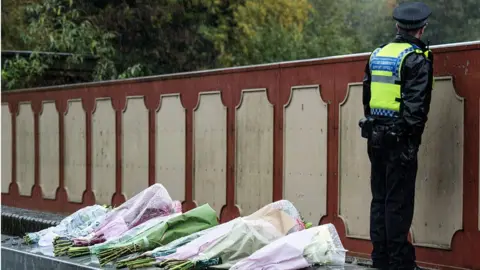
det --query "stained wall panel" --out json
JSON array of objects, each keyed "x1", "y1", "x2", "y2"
[
  {"x1": 338, "y1": 78, "x2": 465, "y2": 248},
  {"x1": 338, "y1": 84, "x2": 371, "y2": 239},
  {"x1": 283, "y1": 86, "x2": 328, "y2": 223},
  {"x1": 64, "y1": 99, "x2": 86, "y2": 202},
  {"x1": 39, "y1": 101, "x2": 59, "y2": 199},
  {"x1": 235, "y1": 89, "x2": 273, "y2": 216},
  {"x1": 156, "y1": 94, "x2": 186, "y2": 202},
  {"x1": 16, "y1": 102, "x2": 35, "y2": 197},
  {"x1": 411, "y1": 77, "x2": 463, "y2": 249},
  {"x1": 2, "y1": 103, "x2": 12, "y2": 194},
  {"x1": 122, "y1": 96, "x2": 149, "y2": 199},
  {"x1": 193, "y1": 92, "x2": 226, "y2": 214},
  {"x1": 92, "y1": 98, "x2": 116, "y2": 205}
]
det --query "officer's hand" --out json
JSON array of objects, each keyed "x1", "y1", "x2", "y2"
[{"x1": 399, "y1": 141, "x2": 419, "y2": 166}]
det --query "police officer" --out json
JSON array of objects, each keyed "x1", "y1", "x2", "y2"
[{"x1": 360, "y1": 2, "x2": 434, "y2": 269}]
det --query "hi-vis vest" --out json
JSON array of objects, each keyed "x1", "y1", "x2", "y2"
[{"x1": 369, "y1": 42, "x2": 430, "y2": 117}]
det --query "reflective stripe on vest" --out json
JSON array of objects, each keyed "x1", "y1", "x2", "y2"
[{"x1": 369, "y1": 42, "x2": 422, "y2": 117}]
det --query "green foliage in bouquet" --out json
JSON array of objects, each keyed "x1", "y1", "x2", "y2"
[{"x1": 96, "y1": 204, "x2": 218, "y2": 266}]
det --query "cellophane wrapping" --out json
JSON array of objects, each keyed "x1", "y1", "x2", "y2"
[
  {"x1": 24, "y1": 205, "x2": 109, "y2": 246},
  {"x1": 231, "y1": 223, "x2": 347, "y2": 270},
  {"x1": 73, "y1": 183, "x2": 180, "y2": 245},
  {"x1": 89, "y1": 213, "x2": 180, "y2": 255},
  {"x1": 155, "y1": 200, "x2": 306, "y2": 269},
  {"x1": 97, "y1": 204, "x2": 218, "y2": 266}
]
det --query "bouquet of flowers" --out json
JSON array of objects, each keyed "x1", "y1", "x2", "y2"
[
  {"x1": 116, "y1": 226, "x2": 216, "y2": 268},
  {"x1": 116, "y1": 223, "x2": 225, "y2": 269},
  {"x1": 23, "y1": 204, "x2": 110, "y2": 247},
  {"x1": 71, "y1": 184, "x2": 181, "y2": 247},
  {"x1": 53, "y1": 209, "x2": 113, "y2": 256},
  {"x1": 96, "y1": 203, "x2": 218, "y2": 266},
  {"x1": 124, "y1": 200, "x2": 306, "y2": 270},
  {"x1": 231, "y1": 223, "x2": 347, "y2": 270},
  {"x1": 67, "y1": 213, "x2": 180, "y2": 258},
  {"x1": 53, "y1": 184, "x2": 180, "y2": 256}
]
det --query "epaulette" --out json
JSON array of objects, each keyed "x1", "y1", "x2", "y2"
[{"x1": 413, "y1": 47, "x2": 433, "y2": 60}]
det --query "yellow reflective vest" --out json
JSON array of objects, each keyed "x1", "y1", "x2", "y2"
[{"x1": 369, "y1": 42, "x2": 431, "y2": 117}]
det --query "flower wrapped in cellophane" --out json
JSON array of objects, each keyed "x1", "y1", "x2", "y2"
[
  {"x1": 23, "y1": 204, "x2": 110, "y2": 247},
  {"x1": 116, "y1": 226, "x2": 215, "y2": 268},
  {"x1": 120, "y1": 200, "x2": 307, "y2": 270},
  {"x1": 54, "y1": 184, "x2": 181, "y2": 255},
  {"x1": 96, "y1": 203, "x2": 218, "y2": 266},
  {"x1": 231, "y1": 223, "x2": 347, "y2": 270},
  {"x1": 67, "y1": 213, "x2": 180, "y2": 258}
]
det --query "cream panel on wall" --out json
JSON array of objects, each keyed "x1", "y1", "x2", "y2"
[
  {"x1": 338, "y1": 84, "x2": 371, "y2": 239},
  {"x1": 122, "y1": 96, "x2": 149, "y2": 200},
  {"x1": 92, "y1": 98, "x2": 116, "y2": 205},
  {"x1": 39, "y1": 101, "x2": 59, "y2": 199},
  {"x1": 235, "y1": 89, "x2": 273, "y2": 216},
  {"x1": 283, "y1": 86, "x2": 328, "y2": 223},
  {"x1": 156, "y1": 94, "x2": 186, "y2": 202},
  {"x1": 193, "y1": 92, "x2": 226, "y2": 214},
  {"x1": 2, "y1": 103, "x2": 12, "y2": 194},
  {"x1": 338, "y1": 78, "x2": 465, "y2": 247},
  {"x1": 16, "y1": 102, "x2": 35, "y2": 197},
  {"x1": 412, "y1": 77, "x2": 463, "y2": 249},
  {"x1": 64, "y1": 99, "x2": 86, "y2": 202}
]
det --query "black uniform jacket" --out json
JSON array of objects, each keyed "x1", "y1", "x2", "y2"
[{"x1": 362, "y1": 32, "x2": 434, "y2": 139}]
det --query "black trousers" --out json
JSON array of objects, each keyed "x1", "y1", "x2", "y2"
[{"x1": 367, "y1": 125, "x2": 419, "y2": 270}]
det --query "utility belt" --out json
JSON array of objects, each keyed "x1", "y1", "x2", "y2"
[
  {"x1": 360, "y1": 116, "x2": 420, "y2": 165},
  {"x1": 359, "y1": 117, "x2": 404, "y2": 149}
]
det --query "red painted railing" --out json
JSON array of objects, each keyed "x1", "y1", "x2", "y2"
[{"x1": 2, "y1": 42, "x2": 479, "y2": 269}]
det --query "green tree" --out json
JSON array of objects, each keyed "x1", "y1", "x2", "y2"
[
  {"x1": 1, "y1": 0, "x2": 41, "y2": 50},
  {"x1": 2, "y1": 0, "x2": 118, "y2": 89},
  {"x1": 398, "y1": 0, "x2": 480, "y2": 45},
  {"x1": 303, "y1": 0, "x2": 360, "y2": 57},
  {"x1": 341, "y1": 0, "x2": 395, "y2": 52},
  {"x1": 344, "y1": 0, "x2": 480, "y2": 51},
  {"x1": 204, "y1": 0, "x2": 358, "y2": 66},
  {"x1": 3, "y1": 0, "x2": 478, "y2": 90},
  {"x1": 89, "y1": 0, "x2": 226, "y2": 75}
]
